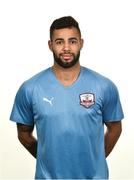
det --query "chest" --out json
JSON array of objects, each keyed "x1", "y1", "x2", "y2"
[{"x1": 32, "y1": 84, "x2": 103, "y2": 124}]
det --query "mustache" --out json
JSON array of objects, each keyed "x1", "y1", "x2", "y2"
[{"x1": 60, "y1": 52, "x2": 74, "y2": 56}]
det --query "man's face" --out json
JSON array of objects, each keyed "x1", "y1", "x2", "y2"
[{"x1": 48, "y1": 27, "x2": 83, "y2": 68}]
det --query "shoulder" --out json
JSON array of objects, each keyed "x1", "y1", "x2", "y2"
[
  {"x1": 82, "y1": 66, "x2": 117, "y2": 89},
  {"x1": 17, "y1": 67, "x2": 51, "y2": 95},
  {"x1": 82, "y1": 66, "x2": 119, "y2": 99}
]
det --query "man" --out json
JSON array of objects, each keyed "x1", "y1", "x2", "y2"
[{"x1": 10, "y1": 16, "x2": 124, "y2": 179}]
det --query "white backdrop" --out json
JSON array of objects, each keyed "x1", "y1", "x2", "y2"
[{"x1": 0, "y1": 0, "x2": 134, "y2": 179}]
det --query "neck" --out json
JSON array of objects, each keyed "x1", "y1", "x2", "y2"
[{"x1": 52, "y1": 62, "x2": 81, "y2": 86}]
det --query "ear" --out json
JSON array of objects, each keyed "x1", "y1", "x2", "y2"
[
  {"x1": 48, "y1": 40, "x2": 53, "y2": 51},
  {"x1": 80, "y1": 38, "x2": 84, "y2": 49}
]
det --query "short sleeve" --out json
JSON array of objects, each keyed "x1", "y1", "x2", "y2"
[
  {"x1": 102, "y1": 80, "x2": 124, "y2": 122},
  {"x1": 10, "y1": 82, "x2": 34, "y2": 125}
]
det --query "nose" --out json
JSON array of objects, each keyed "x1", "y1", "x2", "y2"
[{"x1": 63, "y1": 42, "x2": 70, "y2": 51}]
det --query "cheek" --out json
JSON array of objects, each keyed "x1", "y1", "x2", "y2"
[
  {"x1": 74, "y1": 47, "x2": 81, "y2": 54},
  {"x1": 53, "y1": 46, "x2": 62, "y2": 54},
  {"x1": 52, "y1": 48, "x2": 59, "y2": 55},
  {"x1": 72, "y1": 44, "x2": 82, "y2": 51},
  {"x1": 53, "y1": 49, "x2": 61, "y2": 58}
]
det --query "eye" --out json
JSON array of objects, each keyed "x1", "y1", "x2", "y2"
[
  {"x1": 55, "y1": 40, "x2": 63, "y2": 45},
  {"x1": 69, "y1": 40, "x2": 78, "y2": 44}
]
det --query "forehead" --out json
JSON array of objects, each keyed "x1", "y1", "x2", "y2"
[{"x1": 52, "y1": 27, "x2": 81, "y2": 40}]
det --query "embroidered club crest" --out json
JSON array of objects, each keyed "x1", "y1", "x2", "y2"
[{"x1": 80, "y1": 93, "x2": 95, "y2": 108}]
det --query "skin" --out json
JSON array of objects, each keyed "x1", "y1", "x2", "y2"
[
  {"x1": 17, "y1": 123, "x2": 37, "y2": 158},
  {"x1": 17, "y1": 27, "x2": 122, "y2": 158},
  {"x1": 48, "y1": 27, "x2": 84, "y2": 86},
  {"x1": 105, "y1": 121, "x2": 122, "y2": 157}
]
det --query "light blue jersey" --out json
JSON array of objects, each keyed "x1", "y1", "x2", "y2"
[{"x1": 10, "y1": 66, "x2": 124, "y2": 179}]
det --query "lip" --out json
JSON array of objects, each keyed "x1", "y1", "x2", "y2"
[{"x1": 61, "y1": 54, "x2": 72, "y2": 61}]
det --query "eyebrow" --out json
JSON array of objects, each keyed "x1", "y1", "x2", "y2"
[
  {"x1": 55, "y1": 37, "x2": 79, "y2": 42},
  {"x1": 55, "y1": 38, "x2": 64, "y2": 42},
  {"x1": 68, "y1": 37, "x2": 78, "y2": 41}
]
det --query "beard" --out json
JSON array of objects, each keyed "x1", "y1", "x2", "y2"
[{"x1": 53, "y1": 51, "x2": 80, "y2": 69}]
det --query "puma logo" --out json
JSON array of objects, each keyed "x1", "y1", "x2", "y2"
[{"x1": 43, "y1": 97, "x2": 54, "y2": 106}]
